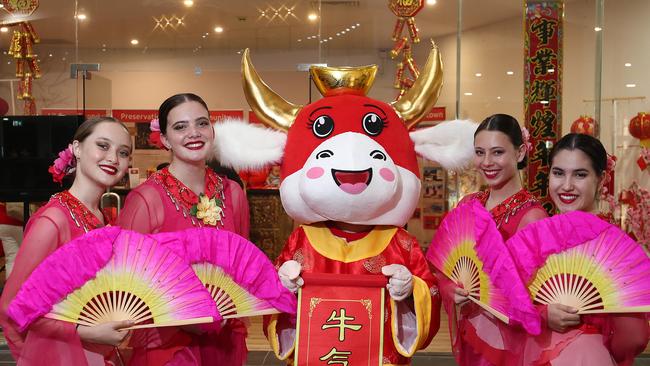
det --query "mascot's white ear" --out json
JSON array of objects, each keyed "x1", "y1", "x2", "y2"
[
  {"x1": 409, "y1": 119, "x2": 478, "y2": 171},
  {"x1": 213, "y1": 118, "x2": 287, "y2": 171}
]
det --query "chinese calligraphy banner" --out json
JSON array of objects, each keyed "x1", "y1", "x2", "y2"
[
  {"x1": 524, "y1": 1, "x2": 563, "y2": 213},
  {"x1": 295, "y1": 273, "x2": 386, "y2": 366}
]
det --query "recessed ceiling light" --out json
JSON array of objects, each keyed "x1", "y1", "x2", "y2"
[
  {"x1": 594, "y1": 26, "x2": 602, "y2": 31},
  {"x1": 475, "y1": 72, "x2": 482, "y2": 77},
  {"x1": 336, "y1": 33, "x2": 341, "y2": 36},
  {"x1": 497, "y1": 96, "x2": 502, "y2": 100},
  {"x1": 506, "y1": 71, "x2": 514, "y2": 75},
  {"x1": 0, "y1": 4, "x2": 4, "y2": 8},
  {"x1": 214, "y1": 26, "x2": 223, "y2": 33},
  {"x1": 202, "y1": 35, "x2": 206, "y2": 38},
  {"x1": 356, "y1": 23, "x2": 360, "y2": 26},
  {"x1": 624, "y1": 62, "x2": 632, "y2": 67},
  {"x1": 297, "y1": 39, "x2": 302, "y2": 42},
  {"x1": 48, "y1": 53, "x2": 53, "y2": 57},
  {"x1": 328, "y1": 36, "x2": 332, "y2": 40},
  {"x1": 464, "y1": 92, "x2": 473, "y2": 96},
  {"x1": 130, "y1": 39, "x2": 139, "y2": 45},
  {"x1": 350, "y1": 25, "x2": 356, "y2": 29},
  {"x1": 183, "y1": 0, "x2": 193, "y2": 7},
  {"x1": 346, "y1": 28, "x2": 350, "y2": 31},
  {"x1": 0, "y1": 27, "x2": 8, "y2": 33},
  {"x1": 308, "y1": 13, "x2": 318, "y2": 21},
  {"x1": 426, "y1": 0, "x2": 437, "y2": 4},
  {"x1": 76, "y1": 13, "x2": 87, "y2": 20},
  {"x1": 626, "y1": 83, "x2": 636, "y2": 88}
]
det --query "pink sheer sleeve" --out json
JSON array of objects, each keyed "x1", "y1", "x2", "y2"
[
  {"x1": 0, "y1": 207, "x2": 89, "y2": 365},
  {"x1": 227, "y1": 179, "x2": 250, "y2": 240},
  {"x1": 118, "y1": 185, "x2": 163, "y2": 234}
]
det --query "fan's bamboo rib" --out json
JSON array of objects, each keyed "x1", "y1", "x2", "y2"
[
  {"x1": 577, "y1": 287, "x2": 601, "y2": 307},
  {"x1": 91, "y1": 291, "x2": 111, "y2": 323},
  {"x1": 467, "y1": 296, "x2": 509, "y2": 324},
  {"x1": 223, "y1": 308, "x2": 280, "y2": 319},
  {"x1": 129, "y1": 300, "x2": 151, "y2": 320},
  {"x1": 123, "y1": 317, "x2": 216, "y2": 330},
  {"x1": 123, "y1": 291, "x2": 142, "y2": 318},
  {"x1": 535, "y1": 289, "x2": 558, "y2": 305},
  {"x1": 579, "y1": 306, "x2": 650, "y2": 314},
  {"x1": 102, "y1": 292, "x2": 113, "y2": 322},
  {"x1": 579, "y1": 301, "x2": 607, "y2": 312}
]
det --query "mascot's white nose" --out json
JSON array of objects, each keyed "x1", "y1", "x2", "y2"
[{"x1": 331, "y1": 168, "x2": 372, "y2": 194}]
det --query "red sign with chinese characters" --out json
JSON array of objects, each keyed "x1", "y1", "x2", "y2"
[
  {"x1": 295, "y1": 273, "x2": 385, "y2": 366},
  {"x1": 421, "y1": 106, "x2": 446, "y2": 122},
  {"x1": 524, "y1": 1, "x2": 563, "y2": 213}
]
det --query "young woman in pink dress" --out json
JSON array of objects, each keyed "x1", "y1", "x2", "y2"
[
  {"x1": 0, "y1": 117, "x2": 133, "y2": 365},
  {"x1": 118, "y1": 93, "x2": 250, "y2": 366},
  {"x1": 520, "y1": 133, "x2": 649, "y2": 366},
  {"x1": 440, "y1": 114, "x2": 548, "y2": 365}
]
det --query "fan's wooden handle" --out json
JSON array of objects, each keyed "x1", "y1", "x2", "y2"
[
  {"x1": 467, "y1": 296, "x2": 510, "y2": 324},
  {"x1": 124, "y1": 316, "x2": 216, "y2": 330},
  {"x1": 578, "y1": 306, "x2": 650, "y2": 315}
]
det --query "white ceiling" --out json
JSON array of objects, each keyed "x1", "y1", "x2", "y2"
[{"x1": 0, "y1": 0, "x2": 525, "y2": 51}]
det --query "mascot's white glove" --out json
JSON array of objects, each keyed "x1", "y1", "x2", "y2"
[
  {"x1": 278, "y1": 260, "x2": 304, "y2": 294},
  {"x1": 381, "y1": 264, "x2": 414, "y2": 301}
]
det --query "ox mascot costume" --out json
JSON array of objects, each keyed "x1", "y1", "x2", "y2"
[{"x1": 214, "y1": 41, "x2": 477, "y2": 365}]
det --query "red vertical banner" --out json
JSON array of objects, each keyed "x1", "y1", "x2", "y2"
[
  {"x1": 295, "y1": 273, "x2": 385, "y2": 366},
  {"x1": 524, "y1": 1, "x2": 563, "y2": 213}
]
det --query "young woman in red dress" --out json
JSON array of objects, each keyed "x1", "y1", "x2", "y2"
[
  {"x1": 440, "y1": 114, "x2": 548, "y2": 365},
  {"x1": 0, "y1": 117, "x2": 133, "y2": 365},
  {"x1": 519, "y1": 133, "x2": 649, "y2": 365},
  {"x1": 118, "y1": 93, "x2": 250, "y2": 366}
]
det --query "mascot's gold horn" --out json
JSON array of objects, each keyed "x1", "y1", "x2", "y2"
[
  {"x1": 242, "y1": 49, "x2": 303, "y2": 131},
  {"x1": 390, "y1": 40, "x2": 444, "y2": 129}
]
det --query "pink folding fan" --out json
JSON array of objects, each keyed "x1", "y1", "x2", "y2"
[
  {"x1": 506, "y1": 211, "x2": 650, "y2": 314},
  {"x1": 8, "y1": 227, "x2": 218, "y2": 331},
  {"x1": 153, "y1": 228, "x2": 297, "y2": 319},
  {"x1": 426, "y1": 199, "x2": 540, "y2": 334}
]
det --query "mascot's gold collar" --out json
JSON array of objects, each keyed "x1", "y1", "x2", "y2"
[{"x1": 302, "y1": 223, "x2": 397, "y2": 263}]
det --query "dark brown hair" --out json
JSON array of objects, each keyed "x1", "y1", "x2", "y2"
[
  {"x1": 158, "y1": 93, "x2": 209, "y2": 134},
  {"x1": 549, "y1": 133, "x2": 607, "y2": 177},
  {"x1": 474, "y1": 113, "x2": 527, "y2": 169}
]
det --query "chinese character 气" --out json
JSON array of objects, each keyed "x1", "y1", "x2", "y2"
[
  {"x1": 319, "y1": 347, "x2": 352, "y2": 365},
  {"x1": 321, "y1": 308, "x2": 362, "y2": 342}
]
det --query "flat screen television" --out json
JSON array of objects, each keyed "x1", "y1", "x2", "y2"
[{"x1": 0, "y1": 115, "x2": 83, "y2": 200}]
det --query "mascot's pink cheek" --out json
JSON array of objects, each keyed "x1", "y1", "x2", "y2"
[
  {"x1": 379, "y1": 168, "x2": 395, "y2": 182},
  {"x1": 306, "y1": 167, "x2": 325, "y2": 179}
]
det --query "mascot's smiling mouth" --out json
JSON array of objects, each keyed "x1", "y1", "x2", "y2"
[{"x1": 331, "y1": 168, "x2": 373, "y2": 195}]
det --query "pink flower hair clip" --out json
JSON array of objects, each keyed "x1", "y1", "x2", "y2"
[
  {"x1": 521, "y1": 127, "x2": 533, "y2": 153},
  {"x1": 148, "y1": 118, "x2": 167, "y2": 150},
  {"x1": 48, "y1": 144, "x2": 76, "y2": 184}
]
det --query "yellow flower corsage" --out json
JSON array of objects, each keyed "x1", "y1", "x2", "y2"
[{"x1": 190, "y1": 193, "x2": 224, "y2": 226}]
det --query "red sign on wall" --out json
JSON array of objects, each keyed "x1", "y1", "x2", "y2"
[
  {"x1": 41, "y1": 109, "x2": 108, "y2": 118},
  {"x1": 210, "y1": 110, "x2": 244, "y2": 122},
  {"x1": 421, "y1": 106, "x2": 446, "y2": 122},
  {"x1": 295, "y1": 273, "x2": 385, "y2": 366},
  {"x1": 111, "y1": 109, "x2": 157, "y2": 123}
]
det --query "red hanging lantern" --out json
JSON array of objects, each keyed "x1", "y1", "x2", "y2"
[
  {"x1": 629, "y1": 112, "x2": 650, "y2": 148},
  {"x1": 570, "y1": 115, "x2": 597, "y2": 136}
]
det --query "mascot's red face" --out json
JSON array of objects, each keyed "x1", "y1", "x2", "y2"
[
  {"x1": 280, "y1": 94, "x2": 421, "y2": 225},
  {"x1": 213, "y1": 42, "x2": 476, "y2": 226}
]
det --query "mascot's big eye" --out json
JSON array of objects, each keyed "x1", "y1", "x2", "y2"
[
  {"x1": 362, "y1": 112, "x2": 385, "y2": 136},
  {"x1": 312, "y1": 115, "x2": 334, "y2": 138}
]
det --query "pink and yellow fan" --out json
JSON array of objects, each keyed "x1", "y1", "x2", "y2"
[
  {"x1": 153, "y1": 228, "x2": 297, "y2": 319},
  {"x1": 8, "y1": 227, "x2": 219, "y2": 332},
  {"x1": 506, "y1": 211, "x2": 650, "y2": 314},
  {"x1": 426, "y1": 199, "x2": 540, "y2": 334}
]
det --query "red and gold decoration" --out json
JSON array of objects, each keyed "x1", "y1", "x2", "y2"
[
  {"x1": 3, "y1": 0, "x2": 40, "y2": 114},
  {"x1": 619, "y1": 183, "x2": 650, "y2": 251},
  {"x1": 524, "y1": 1, "x2": 563, "y2": 213},
  {"x1": 295, "y1": 273, "x2": 385, "y2": 366},
  {"x1": 629, "y1": 112, "x2": 650, "y2": 171},
  {"x1": 570, "y1": 115, "x2": 597, "y2": 136},
  {"x1": 388, "y1": 0, "x2": 424, "y2": 100}
]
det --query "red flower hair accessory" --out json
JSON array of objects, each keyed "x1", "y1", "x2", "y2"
[
  {"x1": 148, "y1": 118, "x2": 167, "y2": 150},
  {"x1": 48, "y1": 144, "x2": 76, "y2": 184}
]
